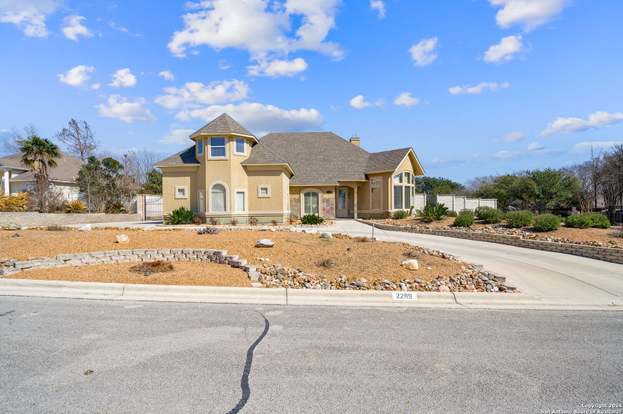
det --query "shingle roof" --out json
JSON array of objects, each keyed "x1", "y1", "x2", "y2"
[
  {"x1": 154, "y1": 146, "x2": 199, "y2": 167},
  {"x1": 245, "y1": 132, "x2": 384, "y2": 185},
  {"x1": 1, "y1": 153, "x2": 82, "y2": 183},
  {"x1": 366, "y1": 148, "x2": 412, "y2": 173},
  {"x1": 190, "y1": 113, "x2": 256, "y2": 139}
]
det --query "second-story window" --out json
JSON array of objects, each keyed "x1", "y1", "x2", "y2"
[
  {"x1": 235, "y1": 138, "x2": 245, "y2": 155},
  {"x1": 210, "y1": 137, "x2": 226, "y2": 158}
]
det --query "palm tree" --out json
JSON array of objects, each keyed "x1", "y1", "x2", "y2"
[{"x1": 19, "y1": 136, "x2": 60, "y2": 212}]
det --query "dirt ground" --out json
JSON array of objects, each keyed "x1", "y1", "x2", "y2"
[
  {"x1": 13, "y1": 261, "x2": 251, "y2": 287},
  {"x1": 0, "y1": 229, "x2": 464, "y2": 283},
  {"x1": 379, "y1": 217, "x2": 623, "y2": 247}
]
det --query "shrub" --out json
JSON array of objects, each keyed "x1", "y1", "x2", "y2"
[
  {"x1": 446, "y1": 211, "x2": 458, "y2": 218},
  {"x1": 129, "y1": 260, "x2": 174, "y2": 276},
  {"x1": 532, "y1": 214, "x2": 561, "y2": 232},
  {"x1": 505, "y1": 211, "x2": 534, "y2": 228},
  {"x1": 453, "y1": 210, "x2": 474, "y2": 227},
  {"x1": 209, "y1": 217, "x2": 218, "y2": 225},
  {"x1": 392, "y1": 210, "x2": 409, "y2": 219},
  {"x1": 475, "y1": 206, "x2": 504, "y2": 224},
  {"x1": 289, "y1": 215, "x2": 299, "y2": 225},
  {"x1": 230, "y1": 218, "x2": 238, "y2": 226},
  {"x1": 318, "y1": 258, "x2": 337, "y2": 268},
  {"x1": 565, "y1": 213, "x2": 592, "y2": 229},
  {"x1": 588, "y1": 213, "x2": 611, "y2": 229},
  {"x1": 164, "y1": 207, "x2": 194, "y2": 225},
  {"x1": 301, "y1": 214, "x2": 324, "y2": 225},
  {"x1": 105, "y1": 201, "x2": 126, "y2": 214},
  {"x1": 271, "y1": 219, "x2": 279, "y2": 226},
  {"x1": 249, "y1": 217, "x2": 258, "y2": 226},
  {"x1": 63, "y1": 200, "x2": 87, "y2": 214},
  {"x1": 0, "y1": 192, "x2": 29, "y2": 212},
  {"x1": 420, "y1": 203, "x2": 449, "y2": 222}
]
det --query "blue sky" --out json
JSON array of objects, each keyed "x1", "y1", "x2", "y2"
[{"x1": 1, "y1": 0, "x2": 622, "y2": 183}]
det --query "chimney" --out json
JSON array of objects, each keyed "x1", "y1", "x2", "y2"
[{"x1": 349, "y1": 135, "x2": 361, "y2": 147}]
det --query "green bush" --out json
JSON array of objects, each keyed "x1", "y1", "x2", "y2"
[
  {"x1": 164, "y1": 207, "x2": 195, "y2": 225},
  {"x1": 532, "y1": 214, "x2": 561, "y2": 232},
  {"x1": 475, "y1": 206, "x2": 504, "y2": 224},
  {"x1": 565, "y1": 213, "x2": 593, "y2": 229},
  {"x1": 301, "y1": 214, "x2": 324, "y2": 225},
  {"x1": 505, "y1": 211, "x2": 534, "y2": 228},
  {"x1": 392, "y1": 210, "x2": 409, "y2": 219},
  {"x1": 453, "y1": 210, "x2": 474, "y2": 227},
  {"x1": 587, "y1": 213, "x2": 611, "y2": 229},
  {"x1": 420, "y1": 203, "x2": 449, "y2": 222}
]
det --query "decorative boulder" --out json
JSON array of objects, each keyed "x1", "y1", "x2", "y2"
[
  {"x1": 319, "y1": 232, "x2": 332, "y2": 240},
  {"x1": 115, "y1": 234, "x2": 130, "y2": 244},
  {"x1": 78, "y1": 224, "x2": 92, "y2": 231},
  {"x1": 401, "y1": 259, "x2": 420, "y2": 271},
  {"x1": 256, "y1": 239, "x2": 274, "y2": 248}
]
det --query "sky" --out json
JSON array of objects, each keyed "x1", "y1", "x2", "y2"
[{"x1": 1, "y1": 0, "x2": 622, "y2": 183}]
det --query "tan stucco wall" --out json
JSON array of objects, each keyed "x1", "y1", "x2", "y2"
[
  {"x1": 162, "y1": 168, "x2": 197, "y2": 214},
  {"x1": 247, "y1": 170, "x2": 287, "y2": 213},
  {"x1": 290, "y1": 186, "x2": 336, "y2": 219}
]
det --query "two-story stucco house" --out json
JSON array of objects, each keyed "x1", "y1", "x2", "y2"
[{"x1": 155, "y1": 113, "x2": 424, "y2": 223}]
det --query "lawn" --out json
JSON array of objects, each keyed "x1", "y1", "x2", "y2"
[{"x1": 0, "y1": 228, "x2": 464, "y2": 285}]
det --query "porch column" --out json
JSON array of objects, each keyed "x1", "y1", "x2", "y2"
[
  {"x1": 2, "y1": 169, "x2": 9, "y2": 195},
  {"x1": 353, "y1": 185, "x2": 358, "y2": 219}
]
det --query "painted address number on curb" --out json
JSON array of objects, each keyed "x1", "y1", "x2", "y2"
[{"x1": 392, "y1": 292, "x2": 417, "y2": 301}]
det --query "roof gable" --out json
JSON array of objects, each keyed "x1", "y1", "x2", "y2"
[
  {"x1": 154, "y1": 146, "x2": 199, "y2": 167},
  {"x1": 3, "y1": 152, "x2": 82, "y2": 183}
]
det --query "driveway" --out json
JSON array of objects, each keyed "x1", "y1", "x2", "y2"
[{"x1": 324, "y1": 220, "x2": 623, "y2": 307}]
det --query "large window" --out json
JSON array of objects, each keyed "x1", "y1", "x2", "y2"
[
  {"x1": 210, "y1": 184, "x2": 226, "y2": 212},
  {"x1": 303, "y1": 191, "x2": 320, "y2": 215},
  {"x1": 393, "y1": 172, "x2": 415, "y2": 210},
  {"x1": 235, "y1": 190, "x2": 246, "y2": 212},
  {"x1": 210, "y1": 137, "x2": 226, "y2": 158}
]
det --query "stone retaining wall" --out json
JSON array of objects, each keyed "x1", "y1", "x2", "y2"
[
  {"x1": 0, "y1": 248, "x2": 259, "y2": 281},
  {"x1": 360, "y1": 220, "x2": 623, "y2": 265},
  {"x1": 0, "y1": 212, "x2": 141, "y2": 227}
]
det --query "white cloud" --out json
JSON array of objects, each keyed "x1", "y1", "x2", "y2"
[
  {"x1": 393, "y1": 92, "x2": 419, "y2": 107},
  {"x1": 484, "y1": 35, "x2": 523, "y2": 63},
  {"x1": 90, "y1": 83, "x2": 101, "y2": 91},
  {"x1": 98, "y1": 95, "x2": 155, "y2": 123},
  {"x1": 490, "y1": 0, "x2": 567, "y2": 31},
  {"x1": 62, "y1": 15, "x2": 92, "y2": 41},
  {"x1": 0, "y1": 0, "x2": 59, "y2": 37},
  {"x1": 494, "y1": 150, "x2": 519, "y2": 159},
  {"x1": 409, "y1": 37, "x2": 438, "y2": 67},
  {"x1": 542, "y1": 111, "x2": 623, "y2": 136},
  {"x1": 501, "y1": 131, "x2": 524, "y2": 142},
  {"x1": 573, "y1": 141, "x2": 623, "y2": 152},
  {"x1": 57, "y1": 65, "x2": 95, "y2": 87},
  {"x1": 110, "y1": 68, "x2": 137, "y2": 88},
  {"x1": 158, "y1": 70, "x2": 175, "y2": 81},
  {"x1": 449, "y1": 82, "x2": 510, "y2": 95},
  {"x1": 168, "y1": 0, "x2": 342, "y2": 60},
  {"x1": 155, "y1": 79, "x2": 249, "y2": 110},
  {"x1": 370, "y1": 0, "x2": 385, "y2": 19},
  {"x1": 248, "y1": 57, "x2": 308, "y2": 77},
  {"x1": 161, "y1": 128, "x2": 194, "y2": 144},
  {"x1": 527, "y1": 141, "x2": 544, "y2": 151},
  {"x1": 350, "y1": 95, "x2": 372, "y2": 109},
  {"x1": 176, "y1": 102, "x2": 322, "y2": 134}
]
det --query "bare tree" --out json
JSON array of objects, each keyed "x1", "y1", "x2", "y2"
[
  {"x1": 2, "y1": 125, "x2": 39, "y2": 155},
  {"x1": 122, "y1": 150, "x2": 159, "y2": 186},
  {"x1": 56, "y1": 119, "x2": 97, "y2": 161}
]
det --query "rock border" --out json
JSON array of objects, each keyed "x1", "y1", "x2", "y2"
[
  {"x1": 360, "y1": 220, "x2": 623, "y2": 265},
  {"x1": 0, "y1": 248, "x2": 260, "y2": 281}
]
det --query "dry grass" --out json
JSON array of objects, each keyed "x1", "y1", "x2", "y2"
[
  {"x1": 0, "y1": 229, "x2": 463, "y2": 283},
  {"x1": 13, "y1": 261, "x2": 251, "y2": 287}
]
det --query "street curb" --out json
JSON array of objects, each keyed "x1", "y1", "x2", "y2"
[{"x1": 1, "y1": 279, "x2": 621, "y2": 310}]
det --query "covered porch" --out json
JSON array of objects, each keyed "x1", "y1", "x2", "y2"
[{"x1": 296, "y1": 182, "x2": 363, "y2": 220}]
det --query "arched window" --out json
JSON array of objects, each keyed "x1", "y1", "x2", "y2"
[{"x1": 210, "y1": 184, "x2": 226, "y2": 212}]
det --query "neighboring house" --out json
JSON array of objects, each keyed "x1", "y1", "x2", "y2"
[
  {"x1": 155, "y1": 113, "x2": 425, "y2": 223},
  {"x1": 0, "y1": 152, "x2": 82, "y2": 200}
]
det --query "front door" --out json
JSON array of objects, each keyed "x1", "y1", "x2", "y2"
[{"x1": 337, "y1": 187, "x2": 349, "y2": 217}]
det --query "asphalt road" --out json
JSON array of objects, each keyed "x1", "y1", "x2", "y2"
[
  {"x1": 1, "y1": 297, "x2": 622, "y2": 413},
  {"x1": 325, "y1": 220, "x2": 623, "y2": 307}
]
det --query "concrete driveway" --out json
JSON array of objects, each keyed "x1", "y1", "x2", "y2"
[{"x1": 323, "y1": 220, "x2": 623, "y2": 307}]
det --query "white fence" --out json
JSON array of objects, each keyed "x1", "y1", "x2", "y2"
[
  {"x1": 413, "y1": 193, "x2": 427, "y2": 211},
  {"x1": 435, "y1": 194, "x2": 497, "y2": 212}
]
